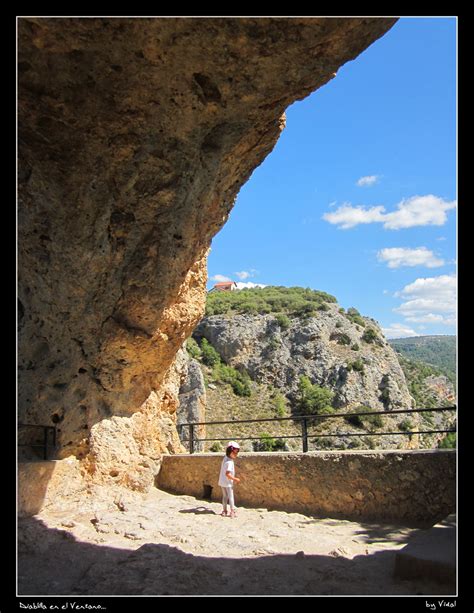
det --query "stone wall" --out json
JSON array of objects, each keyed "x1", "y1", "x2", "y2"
[
  {"x1": 156, "y1": 450, "x2": 456, "y2": 527},
  {"x1": 18, "y1": 457, "x2": 87, "y2": 517}
]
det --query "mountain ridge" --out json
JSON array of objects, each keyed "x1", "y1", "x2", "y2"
[{"x1": 388, "y1": 335, "x2": 456, "y2": 384}]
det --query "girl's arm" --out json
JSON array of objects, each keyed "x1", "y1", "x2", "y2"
[{"x1": 225, "y1": 471, "x2": 240, "y2": 484}]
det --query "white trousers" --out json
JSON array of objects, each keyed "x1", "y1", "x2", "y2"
[{"x1": 221, "y1": 486, "x2": 235, "y2": 510}]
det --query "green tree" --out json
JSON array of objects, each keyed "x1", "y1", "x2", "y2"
[
  {"x1": 200, "y1": 338, "x2": 221, "y2": 367},
  {"x1": 296, "y1": 376, "x2": 334, "y2": 415}
]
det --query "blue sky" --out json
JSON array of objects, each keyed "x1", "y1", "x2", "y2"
[{"x1": 207, "y1": 17, "x2": 457, "y2": 339}]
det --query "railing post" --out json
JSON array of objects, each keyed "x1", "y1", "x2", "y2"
[
  {"x1": 189, "y1": 424, "x2": 195, "y2": 454},
  {"x1": 301, "y1": 418, "x2": 308, "y2": 452}
]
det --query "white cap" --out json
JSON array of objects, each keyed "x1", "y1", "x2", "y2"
[{"x1": 227, "y1": 441, "x2": 240, "y2": 449}]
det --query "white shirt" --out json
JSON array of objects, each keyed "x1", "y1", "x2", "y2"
[{"x1": 218, "y1": 456, "x2": 235, "y2": 487}]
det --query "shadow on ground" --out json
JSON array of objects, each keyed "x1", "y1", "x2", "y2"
[
  {"x1": 179, "y1": 506, "x2": 218, "y2": 515},
  {"x1": 18, "y1": 516, "x2": 455, "y2": 596}
]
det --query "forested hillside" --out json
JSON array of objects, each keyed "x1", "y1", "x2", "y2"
[
  {"x1": 205, "y1": 286, "x2": 337, "y2": 316},
  {"x1": 388, "y1": 336, "x2": 456, "y2": 383}
]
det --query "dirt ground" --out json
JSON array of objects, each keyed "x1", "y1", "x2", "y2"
[{"x1": 18, "y1": 486, "x2": 448, "y2": 597}]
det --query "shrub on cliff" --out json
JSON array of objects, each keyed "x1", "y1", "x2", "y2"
[
  {"x1": 213, "y1": 362, "x2": 252, "y2": 397},
  {"x1": 272, "y1": 392, "x2": 288, "y2": 417},
  {"x1": 200, "y1": 338, "x2": 221, "y2": 367},
  {"x1": 438, "y1": 432, "x2": 456, "y2": 449},
  {"x1": 185, "y1": 337, "x2": 202, "y2": 359},
  {"x1": 362, "y1": 327, "x2": 379, "y2": 344},
  {"x1": 275, "y1": 313, "x2": 291, "y2": 330},
  {"x1": 345, "y1": 307, "x2": 366, "y2": 327},
  {"x1": 253, "y1": 432, "x2": 288, "y2": 452},
  {"x1": 197, "y1": 337, "x2": 252, "y2": 397},
  {"x1": 295, "y1": 376, "x2": 334, "y2": 415},
  {"x1": 346, "y1": 358, "x2": 364, "y2": 373},
  {"x1": 344, "y1": 406, "x2": 384, "y2": 430},
  {"x1": 330, "y1": 331, "x2": 351, "y2": 346}
]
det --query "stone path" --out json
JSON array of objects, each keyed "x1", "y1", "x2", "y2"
[{"x1": 18, "y1": 486, "x2": 448, "y2": 596}]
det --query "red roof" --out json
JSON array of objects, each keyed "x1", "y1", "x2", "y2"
[{"x1": 214, "y1": 282, "x2": 235, "y2": 287}]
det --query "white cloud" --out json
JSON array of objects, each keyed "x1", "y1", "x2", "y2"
[
  {"x1": 235, "y1": 282, "x2": 267, "y2": 290},
  {"x1": 356, "y1": 175, "x2": 379, "y2": 187},
  {"x1": 403, "y1": 313, "x2": 457, "y2": 326},
  {"x1": 381, "y1": 324, "x2": 419, "y2": 339},
  {"x1": 377, "y1": 247, "x2": 444, "y2": 269},
  {"x1": 396, "y1": 274, "x2": 456, "y2": 302},
  {"x1": 323, "y1": 195, "x2": 456, "y2": 230},
  {"x1": 403, "y1": 313, "x2": 445, "y2": 324},
  {"x1": 210, "y1": 272, "x2": 264, "y2": 287},
  {"x1": 322, "y1": 203, "x2": 386, "y2": 229},
  {"x1": 235, "y1": 269, "x2": 258, "y2": 280},
  {"x1": 395, "y1": 298, "x2": 454, "y2": 316},
  {"x1": 382, "y1": 195, "x2": 456, "y2": 230},
  {"x1": 210, "y1": 274, "x2": 232, "y2": 283},
  {"x1": 393, "y1": 274, "x2": 457, "y2": 327}
]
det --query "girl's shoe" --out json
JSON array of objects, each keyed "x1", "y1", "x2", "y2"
[
  {"x1": 229, "y1": 510, "x2": 237, "y2": 518},
  {"x1": 220, "y1": 510, "x2": 228, "y2": 517}
]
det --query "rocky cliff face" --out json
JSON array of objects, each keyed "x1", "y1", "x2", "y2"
[
  {"x1": 177, "y1": 354, "x2": 207, "y2": 452},
  {"x1": 423, "y1": 375, "x2": 456, "y2": 406},
  {"x1": 189, "y1": 303, "x2": 457, "y2": 450},
  {"x1": 194, "y1": 305, "x2": 414, "y2": 413},
  {"x1": 18, "y1": 17, "x2": 396, "y2": 490}
]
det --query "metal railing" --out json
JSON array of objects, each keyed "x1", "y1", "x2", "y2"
[
  {"x1": 178, "y1": 406, "x2": 456, "y2": 454},
  {"x1": 18, "y1": 423, "x2": 57, "y2": 460}
]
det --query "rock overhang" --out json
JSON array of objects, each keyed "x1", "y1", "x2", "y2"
[{"x1": 18, "y1": 17, "x2": 398, "y2": 488}]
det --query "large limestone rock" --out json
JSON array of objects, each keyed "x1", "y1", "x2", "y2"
[
  {"x1": 194, "y1": 306, "x2": 414, "y2": 412},
  {"x1": 177, "y1": 355, "x2": 207, "y2": 452},
  {"x1": 18, "y1": 17, "x2": 397, "y2": 490}
]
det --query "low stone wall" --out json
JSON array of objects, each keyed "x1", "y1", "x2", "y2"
[
  {"x1": 18, "y1": 457, "x2": 87, "y2": 517},
  {"x1": 156, "y1": 450, "x2": 456, "y2": 527}
]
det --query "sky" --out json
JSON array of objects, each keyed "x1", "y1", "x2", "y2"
[{"x1": 207, "y1": 17, "x2": 457, "y2": 339}]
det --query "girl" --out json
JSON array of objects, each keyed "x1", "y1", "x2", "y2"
[{"x1": 218, "y1": 441, "x2": 241, "y2": 517}]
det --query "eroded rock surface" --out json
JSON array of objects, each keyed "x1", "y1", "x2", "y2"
[
  {"x1": 18, "y1": 17, "x2": 397, "y2": 489},
  {"x1": 177, "y1": 355, "x2": 207, "y2": 452},
  {"x1": 195, "y1": 307, "x2": 414, "y2": 412}
]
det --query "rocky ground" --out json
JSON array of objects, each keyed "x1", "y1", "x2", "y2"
[{"x1": 18, "y1": 486, "x2": 447, "y2": 596}]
